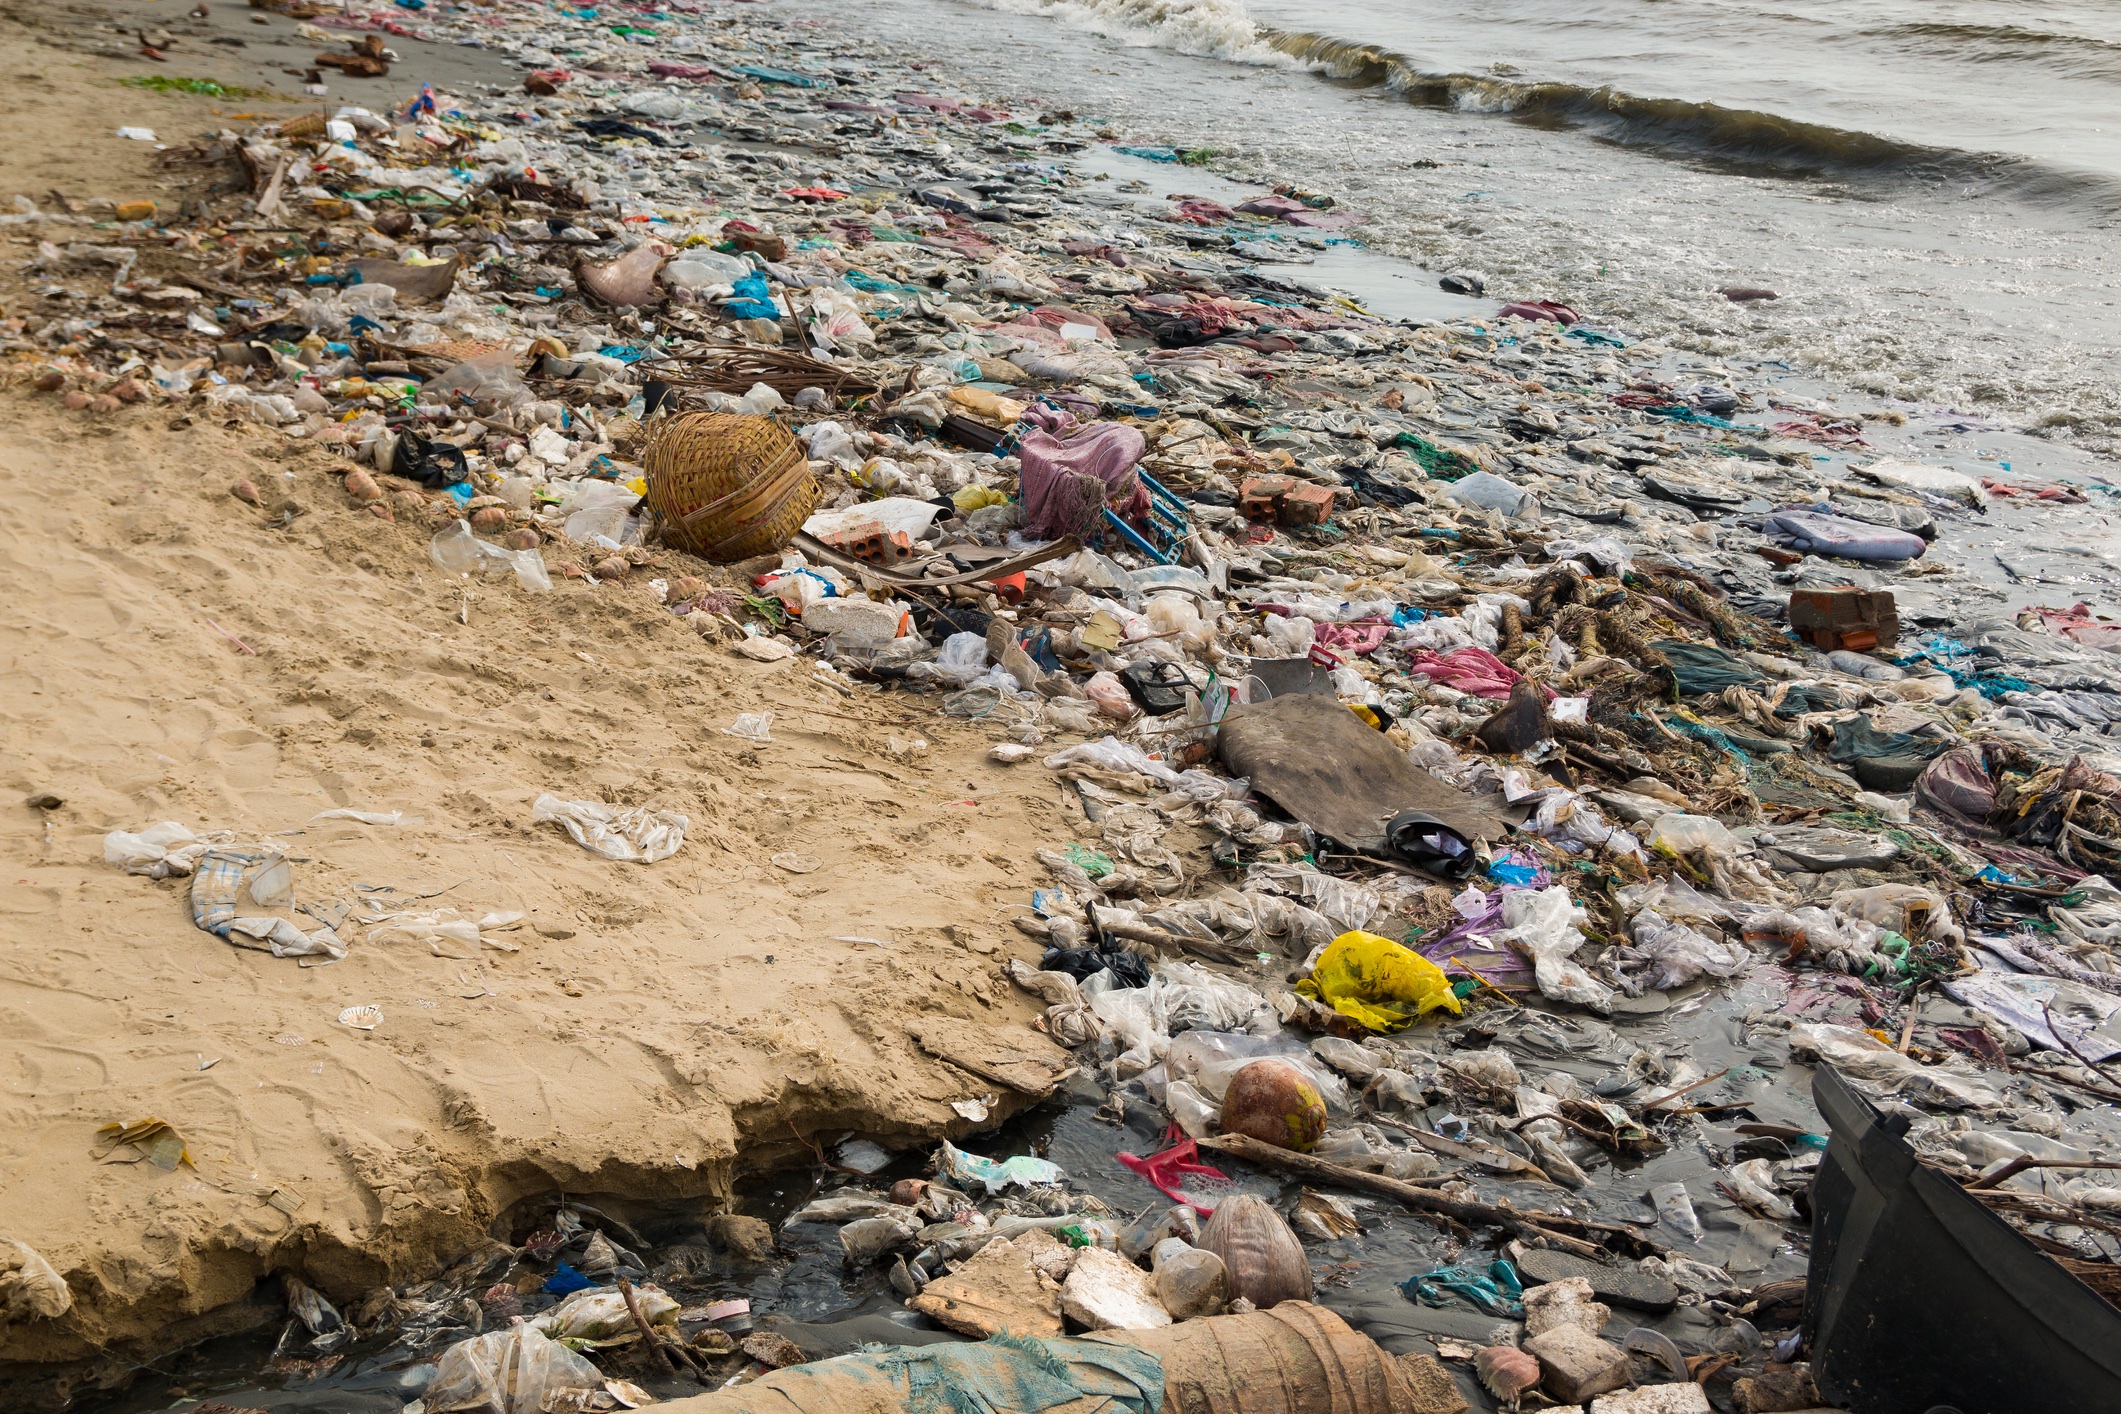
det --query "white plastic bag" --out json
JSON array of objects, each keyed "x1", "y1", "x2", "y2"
[
  {"x1": 103, "y1": 821, "x2": 208, "y2": 878},
  {"x1": 530, "y1": 794, "x2": 688, "y2": 864},
  {"x1": 423, "y1": 1324, "x2": 604, "y2": 1414},
  {"x1": 1491, "y1": 885, "x2": 1614, "y2": 1013},
  {"x1": 429, "y1": 521, "x2": 551, "y2": 592}
]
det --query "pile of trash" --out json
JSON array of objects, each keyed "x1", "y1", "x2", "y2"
[{"x1": 21, "y1": 0, "x2": 2121, "y2": 1409}]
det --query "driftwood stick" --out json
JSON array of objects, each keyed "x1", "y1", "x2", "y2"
[
  {"x1": 617, "y1": 1277, "x2": 680, "y2": 1376},
  {"x1": 1197, "y1": 1133, "x2": 1661, "y2": 1258}
]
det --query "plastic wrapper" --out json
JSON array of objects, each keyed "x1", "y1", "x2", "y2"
[
  {"x1": 429, "y1": 521, "x2": 552, "y2": 592},
  {"x1": 423, "y1": 1324, "x2": 604, "y2": 1414},
  {"x1": 1606, "y1": 910, "x2": 1751, "y2": 994},
  {"x1": 1491, "y1": 886, "x2": 1614, "y2": 1013},
  {"x1": 939, "y1": 1140, "x2": 1064, "y2": 1194},
  {"x1": 1787, "y1": 1023, "x2": 2003, "y2": 1110},
  {"x1": 1296, "y1": 930, "x2": 1462, "y2": 1032},
  {"x1": 530, "y1": 794, "x2": 688, "y2": 863},
  {"x1": 103, "y1": 821, "x2": 209, "y2": 879},
  {"x1": 0, "y1": 1239, "x2": 72, "y2": 1321}
]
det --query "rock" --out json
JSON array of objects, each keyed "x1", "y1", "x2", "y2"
[
  {"x1": 1522, "y1": 1277, "x2": 1610, "y2": 1338},
  {"x1": 907, "y1": 1236, "x2": 1061, "y2": 1338},
  {"x1": 1396, "y1": 1352, "x2": 1469, "y2": 1414},
  {"x1": 1151, "y1": 1243, "x2": 1227, "y2": 1320},
  {"x1": 740, "y1": 1331, "x2": 806, "y2": 1369},
  {"x1": 705, "y1": 1214, "x2": 773, "y2": 1264},
  {"x1": 1731, "y1": 1364, "x2": 1821, "y2": 1413},
  {"x1": 1590, "y1": 1386, "x2": 1712, "y2": 1414},
  {"x1": 1015, "y1": 1227, "x2": 1079, "y2": 1284},
  {"x1": 24, "y1": 793, "x2": 62, "y2": 811},
  {"x1": 1439, "y1": 272, "x2": 1485, "y2": 296},
  {"x1": 1059, "y1": 1246, "x2": 1170, "y2": 1331},
  {"x1": 1524, "y1": 1325, "x2": 1632, "y2": 1405},
  {"x1": 1719, "y1": 287, "x2": 1779, "y2": 303}
]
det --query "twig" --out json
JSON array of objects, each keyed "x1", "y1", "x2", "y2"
[
  {"x1": 1634, "y1": 1068, "x2": 1731, "y2": 1113},
  {"x1": 1897, "y1": 982, "x2": 1925, "y2": 1054},
  {"x1": 1965, "y1": 1156, "x2": 2121, "y2": 1191},
  {"x1": 2042, "y1": 1000, "x2": 2121, "y2": 1090},
  {"x1": 616, "y1": 1277, "x2": 678, "y2": 1376},
  {"x1": 1197, "y1": 1133, "x2": 1666, "y2": 1258}
]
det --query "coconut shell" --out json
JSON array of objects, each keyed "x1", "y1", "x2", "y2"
[
  {"x1": 1219, "y1": 1058, "x2": 1328, "y2": 1153},
  {"x1": 1196, "y1": 1193, "x2": 1311, "y2": 1309}
]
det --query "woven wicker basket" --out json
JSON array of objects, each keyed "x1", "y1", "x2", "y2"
[{"x1": 643, "y1": 412, "x2": 818, "y2": 563}]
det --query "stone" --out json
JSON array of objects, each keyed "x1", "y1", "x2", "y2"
[
  {"x1": 907, "y1": 1236, "x2": 1062, "y2": 1338},
  {"x1": 1395, "y1": 1352, "x2": 1470, "y2": 1414},
  {"x1": 1523, "y1": 1325, "x2": 1632, "y2": 1405},
  {"x1": 1522, "y1": 1277, "x2": 1611, "y2": 1338},
  {"x1": 1059, "y1": 1246, "x2": 1170, "y2": 1332},
  {"x1": 705, "y1": 1214, "x2": 774, "y2": 1264},
  {"x1": 1731, "y1": 1364, "x2": 1822, "y2": 1413},
  {"x1": 1590, "y1": 1386, "x2": 1712, "y2": 1414}
]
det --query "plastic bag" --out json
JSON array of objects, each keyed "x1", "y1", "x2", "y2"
[
  {"x1": 1162, "y1": 1031, "x2": 1350, "y2": 1113},
  {"x1": 802, "y1": 495, "x2": 943, "y2": 541},
  {"x1": 1647, "y1": 813, "x2": 1740, "y2": 856},
  {"x1": 530, "y1": 794, "x2": 688, "y2": 863},
  {"x1": 1042, "y1": 737, "x2": 1182, "y2": 786},
  {"x1": 940, "y1": 1140, "x2": 1064, "y2": 1194},
  {"x1": 1491, "y1": 886, "x2": 1614, "y2": 1013},
  {"x1": 428, "y1": 521, "x2": 552, "y2": 592},
  {"x1": 1157, "y1": 961, "x2": 1271, "y2": 1034},
  {"x1": 1608, "y1": 910, "x2": 1751, "y2": 994},
  {"x1": 0, "y1": 1239, "x2": 72, "y2": 1321},
  {"x1": 1787, "y1": 1023, "x2": 2002, "y2": 1109},
  {"x1": 423, "y1": 1324, "x2": 604, "y2": 1414},
  {"x1": 533, "y1": 1284, "x2": 678, "y2": 1342},
  {"x1": 103, "y1": 820, "x2": 208, "y2": 878},
  {"x1": 558, "y1": 480, "x2": 641, "y2": 545},
  {"x1": 725, "y1": 712, "x2": 775, "y2": 743},
  {"x1": 1295, "y1": 930, "x2": 1462, "y2": 1032}
]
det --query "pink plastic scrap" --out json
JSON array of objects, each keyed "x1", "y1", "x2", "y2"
[
  {"x1": 1119, "y1": 1137, "x2": 1232, "y2": 1216},
  {"x1": 1409, "y1": 645, "x2": 1523, "y2": 699},
  {"x1": 1018, "y1": 406, "x2": 1149, "y2": 541}
]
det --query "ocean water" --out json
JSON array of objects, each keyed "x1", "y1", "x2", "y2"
[{"x1": 792, "y1": 0, "x2": 2121, "y2": 458}]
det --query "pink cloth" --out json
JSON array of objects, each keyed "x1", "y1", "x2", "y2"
[
  {"x1": 1312, "y1": 621, "x2": 1392, "y2": 655},
  {"x1": 1409, "y1": 646, "x2": 1522, "y2": 699},
  {"x1": 1018, "y1": 406, "x2": 1148, "y2": 541}
]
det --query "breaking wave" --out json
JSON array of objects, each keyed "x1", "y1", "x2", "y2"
[{"x1": 947, "y1": 0, "x2": 2120, "y2": 206}]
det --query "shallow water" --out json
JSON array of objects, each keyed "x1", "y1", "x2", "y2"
[{"x1": 793, "y1": 0, "x2": 2121, "y2": 462}]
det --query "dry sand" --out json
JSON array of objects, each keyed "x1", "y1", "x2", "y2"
[{"x1": 0, "y1": 8, "x2": 1082, "y2": 1392}]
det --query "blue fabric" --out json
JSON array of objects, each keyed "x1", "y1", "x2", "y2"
[
  {"x1": 725, "y1": 271, "x2": 783, "y2": 321},
  {"x1": 543, "y1": 1262, "x2": 593, "y2": 1295}
]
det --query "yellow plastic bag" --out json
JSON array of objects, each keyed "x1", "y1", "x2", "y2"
[
  {"x1": 952, "y1": 484, "x2": 1009, "y2": 514},
  {"x1": 1296, "y1": 931, "x2": 1461, "y2": 1031}
]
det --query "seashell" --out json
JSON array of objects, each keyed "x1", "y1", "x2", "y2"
[
  {"x1": 1219, "y1": 1058, "x2": 1328, "y2": 1152},
  {"x1": 669, "y1": 574, "x2": 707, "y2": 601},
  {"x1": 889, "y1": 1178, "x2": 929, "y2": 1208},
  {"x1": 230, "y1": 479, "x2": 262, "y2": 506},
  {"x1": 504, "y1": 528, "x2": 541, "y2": 551},
  {"x1": 337, "y1": 1005, "x2": 382, "y2": 1031},
  {"x1": 1196, "y1": 1193, "x2": 1312, "y2": 1309},
  {"x1": 1624, "y1": 1325, "x2": 1688, "y2": 1382},
  {"x1": 1475, "y1": 1344, "x2": 1541, "y2": 1404},
  {"x1": 108, "y1": 379, "x2": 147, "y2": 403},
  {"x1": 366, "y1": 501, "x2": 395, "y2": 523},
  {"x1": 88, "y1": 394, "x2": 121, "y2": 414},
  {"x1": 469, "y1": 505, "x2": 510, "y2": 532},
  {"x1": 577, "y1": 244, "x2": 666, "y2": 307},
  {"x1": 344, "y1": 470, "x2": 383, "y2": 503},
  {"x1": 62, "y1": 390, "x2": 90, "y2": 410},
  {"x1": 593, "y1": 555, "x2": 630, "y2": 580},
  {"x1": 392, "y1": 490, "x2": 427, "y2": 515}
]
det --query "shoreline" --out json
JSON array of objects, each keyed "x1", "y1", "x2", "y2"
[{"x1": 3, "y1": 0, "x2": 2121, "y2": 1406}]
